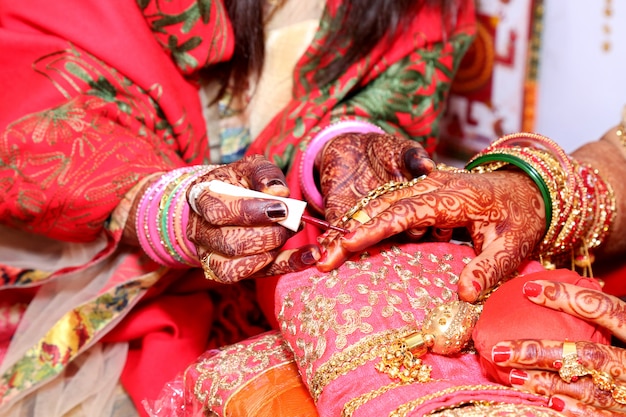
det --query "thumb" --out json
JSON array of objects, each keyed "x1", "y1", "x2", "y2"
[
  {"x1": 402, "y1": 146, "x2": 436, "y2": 178},
  {"x1": 261, "y1": 245, "x2": 321, "y2": 276}
]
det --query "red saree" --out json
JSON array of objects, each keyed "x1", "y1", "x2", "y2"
[{"x1": 0, "y1": 0, "x2": 476, "y2": 415}]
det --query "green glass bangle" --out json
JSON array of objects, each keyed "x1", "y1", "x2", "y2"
[{"x1": 465, "y1": 153, "x2": 552, "y2": 231}]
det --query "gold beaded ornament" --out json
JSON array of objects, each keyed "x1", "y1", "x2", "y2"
[
  {"x1": 341, "y1": 177, "x2": 487, "y2": 384},
  {"x1": 376, "y1": 301, "x2": 482, "y2": 383}
]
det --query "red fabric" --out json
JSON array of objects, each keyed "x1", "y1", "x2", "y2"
[
  {"x1": 0, "y1": 0, "x2": 476, "y2": 414},
  {"x1": 473, "y1": 269, "x2": 611, "y2": 385},
  {"x1": 103, "y1": 270, "x2": 269, "y2": 413},
  {"x1": 104, "y1": 293, "x2": 215, "y2": 405},
  {"x1": 0, "y1": 0, "x2": 232, "y2": 241},
  {"x1": 598, "y1": 261, "x2": 626, "y2": 297}
]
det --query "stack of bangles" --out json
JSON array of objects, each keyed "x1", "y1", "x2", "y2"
[
  {"x1": 135, "y1": 165, "x2": 214, "y2": 268},
  {"x1": 465, "y1": 132, "x2": 616, "y2": 275}
]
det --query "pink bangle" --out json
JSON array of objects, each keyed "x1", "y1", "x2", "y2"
[
  {"x1": 136, "y1": 166, "x2": 207, "y2": 267},
  {"x1": 137, "y1": 174, "x2": 177, "y2": 266},
  {"x1": 168, "y1": 172, "x2": 203, "y2": 266},
  {"x1": 300, "y1": 120, "x2": 384, "y2": 213}
]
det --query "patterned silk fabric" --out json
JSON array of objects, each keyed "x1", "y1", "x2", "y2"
[{"x1": 0, "y1": 0, "x2": 476, "y2": 413}]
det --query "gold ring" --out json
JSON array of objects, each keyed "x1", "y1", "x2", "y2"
[
  {"x1": 201, "y1": 252, "x2": 219, "y2": 281},
  {"x1": 556, "y1": 342, "x2": 626, "y2": 404},
  {"x1": 557, "y1": 342, "x2": 589, "y2": 383},
  {"x1": 351, "y1": 209, "x2": 371, "y2": 224}
]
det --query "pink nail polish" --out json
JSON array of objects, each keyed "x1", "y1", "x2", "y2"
[
  {"x1": 509, "y1": 369, "x2": 529, "y2": 386},
  {"x1": 523, "y1": 281, "x2": 543, "y2": 298},
  {"x1": 492, "y1": 345, "x2": 511, "y2": 363},
  {"x1": 548, "y1": 397, "x2": 565, "y2": 412}
]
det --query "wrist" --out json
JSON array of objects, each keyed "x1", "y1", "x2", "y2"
[
  {"x1": 134, "y1": 166, "x2": 212, "y2": 268},
  {"x1": 467, "y1": 132, "x2": 615, "y2": 275},
  {"x1": 122, "y1": 173, "x2": 164, "y2": 247}
]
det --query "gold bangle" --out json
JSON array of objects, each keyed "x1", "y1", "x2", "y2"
[{"x1": 616, "y1": 105, "x2": 626, "y2": 148}]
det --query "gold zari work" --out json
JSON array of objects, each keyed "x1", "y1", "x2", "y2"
[{"x1": 277, "y1": 245, "x2": 472, "y2": 402}]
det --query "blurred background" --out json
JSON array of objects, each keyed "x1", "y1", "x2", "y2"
[{"x1": 438, "y1": 0, "x2": 625, "y2": 160}]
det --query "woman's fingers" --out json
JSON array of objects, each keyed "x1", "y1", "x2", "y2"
[
  {"x1": 189, "y1": 223, "x2": 292, "y2": 257},
  {"x1": 509, "y1": 370, "x2": 626, "y2": 414},
  {"x1": 401, "y1": 145, "x2": 436, "y2": 178},
  {"x1": 456, "y1": 230, "x2": 539, "y2": 302},
  {"x1": 193, "y1": 192, "x2": 291, "y2": 226},
  {"x1": 523, "y1": 280, "x2": 626, "y2": 341},
  {"x1": 188, "y1": 156, "x2": 292, "y2": 226},
  {"x1": 493, "y1": 340, "x2": 626, "y2": 380},
  {"x1": 199, "y1": 245, "x2": 320, "y2": 283},
  {"x1": 263, "y1": 245, "x2": 321, "y2": 276},
  {"x1": 491, "y1": 340, "x2": 626, "y2": 415},
  {"x1": 199, "y1": 249, "x2": 277, "y2": 283},
  {"x1": 548, "y1": 395, "x2": 626, "y2": 417},
  {"x1": 320, "y1": 132, "x2": 435, "y2": 224},
  {"x1": 210, "y1": 154, "x2": 291, "y2": 196}
]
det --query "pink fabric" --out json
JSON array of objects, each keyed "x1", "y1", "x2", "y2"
[{"x1": 275, "y1": 241, "x2": 549, "y2": 417}]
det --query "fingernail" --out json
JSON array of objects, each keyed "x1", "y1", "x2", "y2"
[
  {"x1": 266, "y1": 202, "x2": 287, "y2": 219},
  {"x1": 301, "y1": 250, "x2": 319, "y2": 265},
  {"x1": 267, "y1": 179, "x2": 287, "y2": 188},
  {"x1": 509, "y1": 369, "x2": 529, "y2": 386},
  {"x1": 472, "y1": 280, "x2": 482, "y2": 294},
  {"x1": 492, "y1": 345, "x2": 511, "y2": 363},
  {"x1": 548, "y1": 397, "x2": 565, "y2": 412},
  {"x1": 523, "y1": 281, "x2": 543, "y2": 298}
]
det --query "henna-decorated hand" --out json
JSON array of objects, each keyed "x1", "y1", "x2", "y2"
[
  {"x1": 323, "y1": 168, "x2": 546, "y2": 302},
  {"x1": 318, "y1": 132, "x2": 435, "y2": 223},
  {"x1": 315, "y1": 132, "x2": 435, "y2": 266},
  {"x1": 491, "y1": 280, "x2": 626, "y2": 416},
  {"x1": 187, "y1": 155, "x2": 319, "y2": 283}
]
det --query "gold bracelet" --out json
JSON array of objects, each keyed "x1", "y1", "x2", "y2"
[
  {"x1": 616, "y1": 105, "x2": 626, "y2": 148},
  {"x1": 340, "y1": 177, "x2": 425, "y2": 225}
]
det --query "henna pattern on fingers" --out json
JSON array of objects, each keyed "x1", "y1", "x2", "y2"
[
  {"x1": 380, "y1": 170, "x2": 544, "y2": 288},
  {"x1": 320, "y1": 133, "x2": 431, "y2": 223}
]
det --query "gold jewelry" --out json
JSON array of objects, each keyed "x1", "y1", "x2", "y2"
[
  {"x1": 616, "y1": 105, "x2": 626, "y2": 148},
  {"x1": 588, "y1": 369, "x2": 626, "y2": 405},
  {"x1": 351, "y1": 210, "x2": 372, "y2": 224},
  {"x1": 341, "y1": 176, "x2": 426, "y2": 225},
  {"x1": 376, "y1": 301, "x2": 482, "y2": 384},
  {"x1": 555, "y1": 341, "x2": 626, "y2": 405},
  {"x1": 556, "y1": 342, "x2": 589, "y2": 383},
  {"x1": 201, "y1": 252, "x2": 218, "y2": 281}
]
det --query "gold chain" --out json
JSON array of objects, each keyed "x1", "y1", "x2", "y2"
[{"x1": 341, "y1": 177, "x2": 425, "y2": 224}]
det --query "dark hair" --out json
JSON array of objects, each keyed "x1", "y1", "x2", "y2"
[{"x1": 202, "y1": 0, "x2": 456, "y2": 103}]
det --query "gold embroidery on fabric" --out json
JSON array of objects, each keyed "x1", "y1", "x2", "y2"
[
  {"x1": 389, "y1": 385, "x2": 535, "y2": 417},
  {"x1": 193, "y1": 333, "x2": 292, "y2": 409},
  {"x1": 342, "y1": 381, "x2": 408, "y2": 417},
  {"x1": 430, "y1": 402, "x2": 563, "y2": 417},
  {"x1": 310, "y1": 327, "x2": 416, "y2": 401},
  {"x1": 277, "y1": 245, "x2": 471, "y2": 401}
]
